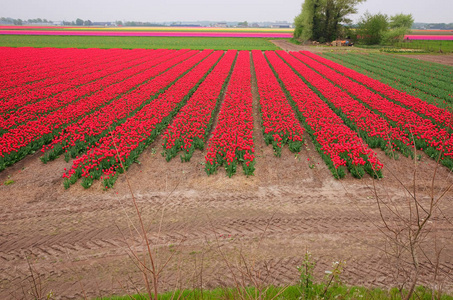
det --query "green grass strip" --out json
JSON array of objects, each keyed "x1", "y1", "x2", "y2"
[
  {"x1": 0, "y1": 35, "x2": 281, "y2": 50},
  {"x1": 96, "y1": 284, "x2": 453, "y2": 300}
]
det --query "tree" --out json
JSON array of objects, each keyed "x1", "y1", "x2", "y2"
[
  {"x1": 324, "y1": 0, "x2": 366, "y2": 41},
  {"x1": 383, "y1": 26, "x2": 407, "y2": 44},
  {"x1": 84, "y1": 20, "x2": 92, "y2": 26},
  {"x1": 293, "y1": 11, "x2": 305, "y2": 39},
  {"x1": 76, "y1": 18, "x2": 83, "y2": 26},
  {"x1": 356, "y1": 12, "x2": 389, "y2": 45},
  {"x1": 293, "y1": 0, "x2": 321, "y2": 41},
  {"x1": 356, "y1": 12, "x2": 414, "y2": 45},
  {"x1": 294, "y1": 0, "x2": 365, "y2": 42},
  {"x1": 385, "y1": 13, "x2": 414, "y2": 44},
  {"x1": 389, "y1": 13, "x2": 414, "y2": 29}
]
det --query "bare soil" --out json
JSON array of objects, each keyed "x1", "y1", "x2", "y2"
[
  {"x1": 273, "y1": 40, "x2": 453, "y2": 67},
  {"x1": 271, "y1": 40, "x2": 325, "y2": 52},
  {"x1": 1, "y1": 60, "x2": 453, "y2": 299},
  {"x1": 401, "y1": 54, "x2": 453, "y2": 66}
]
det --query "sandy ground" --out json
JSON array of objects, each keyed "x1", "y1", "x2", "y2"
[
  {"x1": 272, "y1": 40, "x2": 453, "y2": 67},
  {"x1": 1, "y1": 55, "x2": 453, "y2": 299},
  {"x1": 401, "y1": 54, "x2": 453, "y2": 66},
  {"x1": 271, "y1": 40, "x2": 368, "y2": 54},
  {"x1": 271, "y1": 40, "x2": 325, "y2": 53},
  {"x1": 271, "y1": 40, "x2": 453, "y2": 66}
]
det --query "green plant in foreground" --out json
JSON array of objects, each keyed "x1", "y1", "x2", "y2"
[
  {"x1": 97, "y1": 284, "x2": 453, "y2": 299},
  {"x1": 4, "y1": 175, "x2": 15, "y2": 185},
  {"x1": 298, "y1": 250, "x2": 316, "y2": 299},
  {"x1": 323, "y1": 260, "x2": 346, "y2": 295}
]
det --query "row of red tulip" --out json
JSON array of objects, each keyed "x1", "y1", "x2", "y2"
[
  {"x1": 0, "y1": 47, "x2": 73, "y2": 71},
  {"x1": 252, "y1": 50, "x2": 304, "y2": 156},
  {"x1": 205, "y1": 51, "x2": 255, "y2": 177},
  {"x1": 0, "y1": 47, "x2": 44, "y2": 67},
  {"x1": 0, "y1": 49, "x2": 181, "y2": 132},
  {"x1": 266, "y1": 51, "x2": 383, "y2": 178},
  {"x1": 0, "y1": 49, "x2": 153, "y2": 122},
  {"x1": 0, "y1": 47, "x2": 40, "y2": 72},
  {"x1": 162, "y1": 50, "x2": 237, "y2": 162},
  {"x1": 41, "y1": 49, "x2": 209, "y2": 164},
  {"x1": 290, "y1": 51, "x2": 453, "y2": 169},
  {"x1": 301, "y1": 51, "x2": 453, "y2": 131},
  {"x1": 0, "y1": 48, "x2": 128, "y2": 101},
  {"x1": 64, "y1": 50, "x2": 220, "y2": 188},
  {"x1": 0, "y1": 47, "x2": 100, "y2": 91},
  {"x1": 0, "y1": 47, "x2": 70, "y2": 77},
  {"x1": 279, "y1": 51, "x2": 412, "y2": 158},
  {"x1": 0, "y1": 49, "x2": 200, "y2": 171},
  {"x1": 0, "y1": 49, "x2": 154, "y2": 110}
]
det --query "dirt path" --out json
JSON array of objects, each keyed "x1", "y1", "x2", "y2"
[
  {"x1": 272, "y1": 40, "x2": 453, "y2": 67},
  {"x1": 1, "y1": 67, "x2": 453, "y2": 299},
  {"x1": 401, "y1": 54, "x2": 453, "y2": 66},
  {"x1": 271, "y1": 40, "x2": 325, "y2": 53}
]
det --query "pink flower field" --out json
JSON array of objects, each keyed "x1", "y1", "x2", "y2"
[
  {"x1": 0, "y1": 28, "x2": 292, "y2": 38},
  {"x1": 404, "y1": 35, "x2": 453, "y2": 40}
]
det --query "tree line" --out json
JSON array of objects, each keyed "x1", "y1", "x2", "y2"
[
  {"x1": 0, "y1": 17, "x2": 52, "y2": 25},
  {"x1": 293, "y1": 0, "x2": 414, "y2": 45},
  {"x1": 63, "y1": 19, "x2": 93, "y2": 26},
  {"x1": 0, "y1": 17, "x2": 95, "y2": 26}
]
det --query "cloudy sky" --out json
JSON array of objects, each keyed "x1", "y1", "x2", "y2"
[{"x1": 3, "y1": 0, "x2": 452, "y2": 23}]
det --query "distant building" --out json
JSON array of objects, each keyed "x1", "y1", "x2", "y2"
[
  {"x1": 170, "y1": 23, "x2": 202, "y2": 27},
  {"x1": 271, "y1": 23, "x2": 291, "y2": 28},
  {"x1": 214, "y1": 22, "x2": 228, "y2": 28},
  {"x1": 24, "y1": 22, "x2": 54, "y2": 26},
  {"x1": 93, "y1": 22, "x2": 114, "y2": 26}
]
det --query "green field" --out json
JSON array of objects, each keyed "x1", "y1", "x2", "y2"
[
  {"x1": 323, "y1": 52, "x2": 453, "y2": 108},
  {"x1": 392, "y1": 40, "x2": 453, "y2": 53},
  {"x1": 0, "y1": 35, "x2": 281, "y2": 50},
  {"x1": 355, "y1": 40, "x2": 453, "y2": 53}
]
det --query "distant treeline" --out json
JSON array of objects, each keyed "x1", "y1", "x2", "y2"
[
  {"x1": 0, "y1": 17, "x2": 52, "y2": 25},
  {"x1": 412, "y1": 22, "x2": 453, "y2": 30},
  {"x1": 0, "y1": 17, "x2": 171, "y2": 27}
]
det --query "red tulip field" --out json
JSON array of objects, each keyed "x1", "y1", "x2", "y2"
[
  {"x1": 1, "y1": 44, "x2": 453, "y2": 298},
  {"x1": 1, "y1": 47, "x2": 453, "y2": 189}
]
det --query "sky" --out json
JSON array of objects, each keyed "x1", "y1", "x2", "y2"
[{"x1": 2, "y1": 0, "x2": 452, "y2": 24}]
